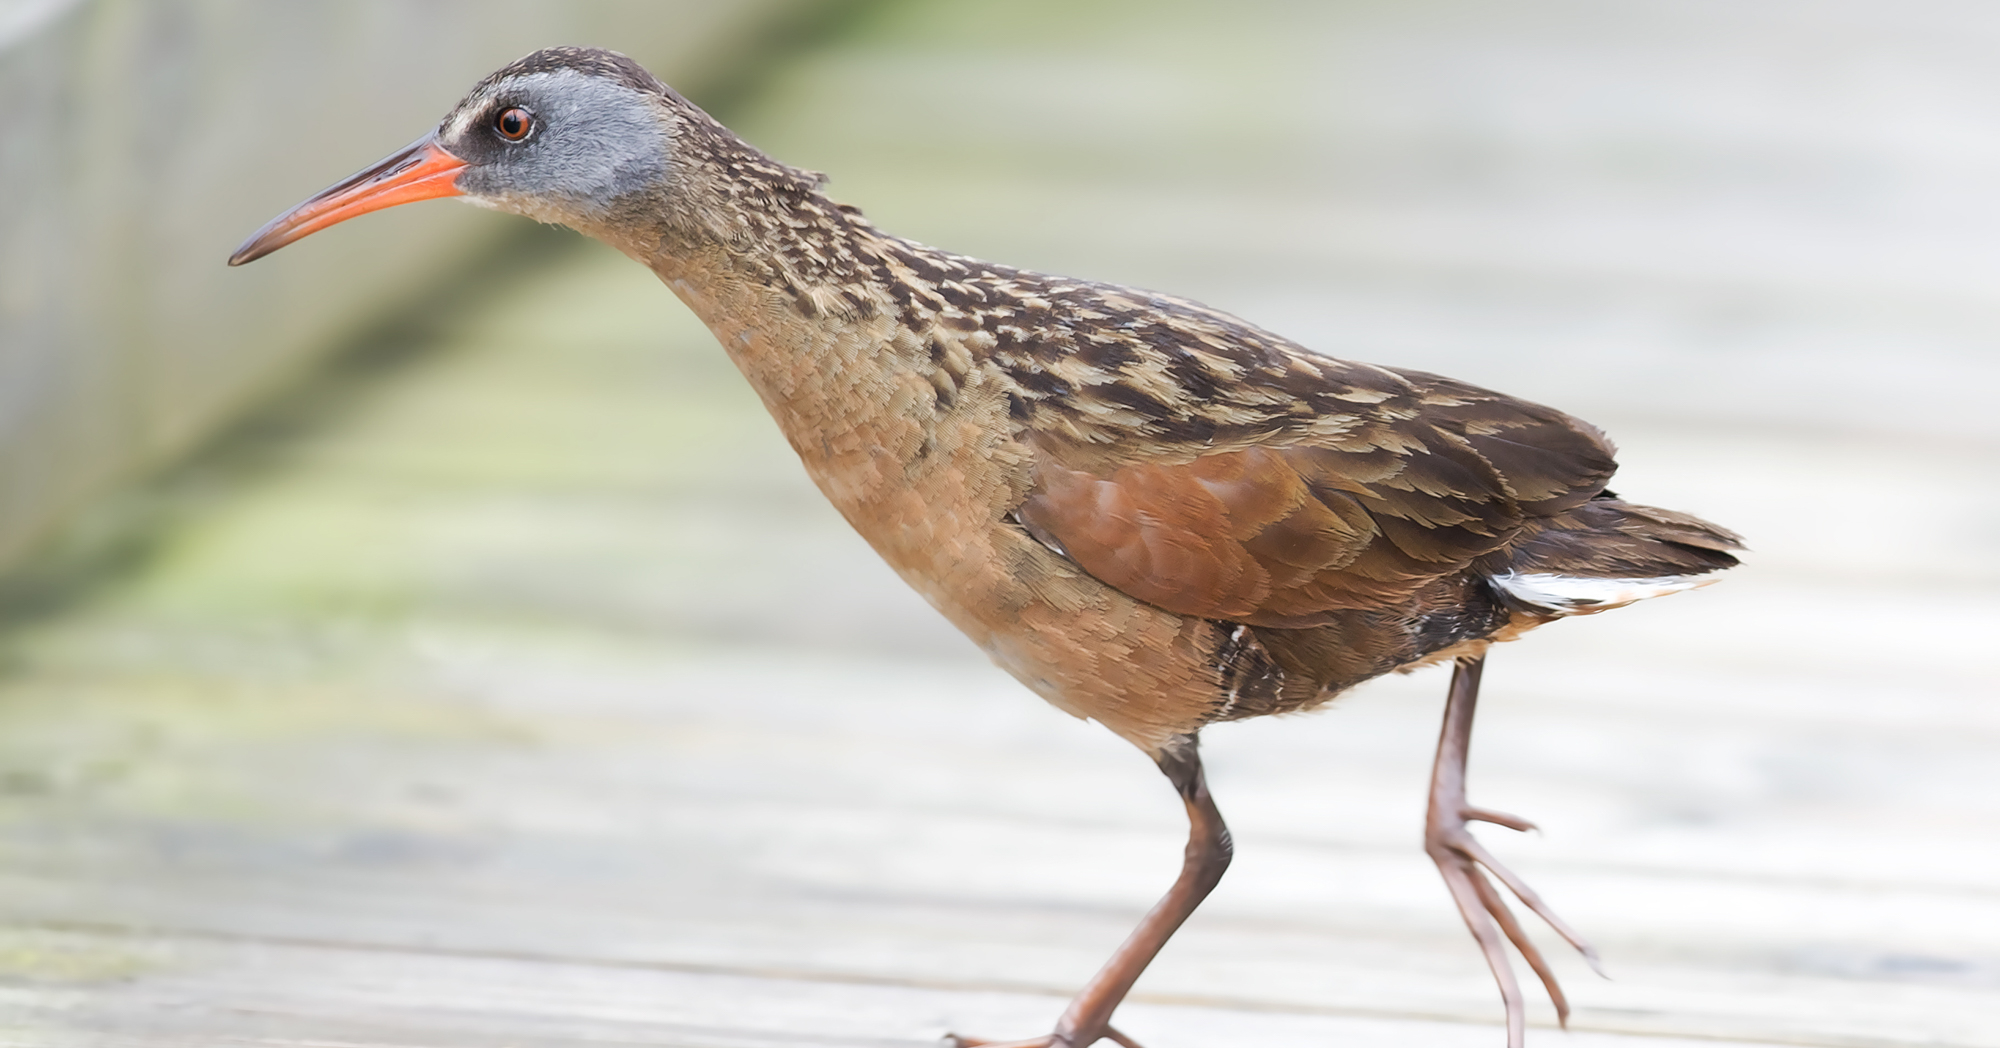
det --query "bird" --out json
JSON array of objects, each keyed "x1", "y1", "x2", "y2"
[{"x1": 230, "y1": 46, "x2": 1742, "y2": 1048}]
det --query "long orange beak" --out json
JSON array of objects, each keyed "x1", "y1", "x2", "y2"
[{"x1": 229, "y1": 134, "x2": 469, "y2": 266}]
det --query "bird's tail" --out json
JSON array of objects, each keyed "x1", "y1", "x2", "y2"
[{"x1": 1481, "y1": 495, "x2": 1743, "y2": 617}]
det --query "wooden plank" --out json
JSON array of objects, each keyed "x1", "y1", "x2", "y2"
[
  {"x1": 0, "y1": 631, "x2": 1991, "y2": 1044},
  {"x1": 0, "y1": 923, "x2": 1816, "y2": 1048}
]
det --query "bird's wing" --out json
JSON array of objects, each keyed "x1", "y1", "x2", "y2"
[{"x1": 999, "y1": 289, "x2": 1616, "y2": 628}]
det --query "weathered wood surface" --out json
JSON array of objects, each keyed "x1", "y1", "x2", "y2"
[{"x1": 1, "y1": 1, "x2": 1995, "y2": 1045}]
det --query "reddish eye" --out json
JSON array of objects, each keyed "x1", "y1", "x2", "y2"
[{"x1": 495, "y1": 107, "x2": 533, "y2": 141}]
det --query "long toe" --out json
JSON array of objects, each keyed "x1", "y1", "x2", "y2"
[
  {"x1": 1450, "y1": 828, "x2": 1603, "y2": 973},
  {"x1": 1432, "y1": 844, "x2": 1529, "y2": 1048},
  {"x1": 1428, "y1": 817, "x2": 1604, "y2": 1046}
]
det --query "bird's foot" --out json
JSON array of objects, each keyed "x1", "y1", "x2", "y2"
[
  {"x1": 943, "y1": 1026, "x2": 1143, "y2": 1048},
  {"x1": 1425, "y1": 799, "x2": 1604, "y2": 1047}
]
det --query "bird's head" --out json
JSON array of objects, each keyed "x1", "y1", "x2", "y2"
[{"x1": 230, "y1": 47, "x2": 679, "y2": 265}]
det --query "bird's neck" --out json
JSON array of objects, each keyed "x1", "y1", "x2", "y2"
[
  {"x1": 595, "y1": 140, "x2": 969, "y2": 518},
  {"x1": 647, "y1": 185, "x2": 900, "y2": 394}
]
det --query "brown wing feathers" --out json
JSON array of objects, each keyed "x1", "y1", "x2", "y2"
[{"x1": 1017, "y1": 369, "x2": 1623, "y2": 630}]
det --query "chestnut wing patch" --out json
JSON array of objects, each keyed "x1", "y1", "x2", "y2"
[{"x1": 1017, "y1": 395, "x2": 1615, "y2": 628}]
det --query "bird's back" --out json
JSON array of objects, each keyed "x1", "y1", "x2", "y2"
[{"x1": 915, "y1": 259, "x2": 1741, "y2": 716}]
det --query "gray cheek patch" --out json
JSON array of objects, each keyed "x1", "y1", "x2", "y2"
[{"x1": 459, "y1": 70, "x2": 669, "y2": 214}]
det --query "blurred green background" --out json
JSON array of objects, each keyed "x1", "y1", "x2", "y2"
[{"x1": 0, "y1": 1, "x2": 1995, "y2": 1045}]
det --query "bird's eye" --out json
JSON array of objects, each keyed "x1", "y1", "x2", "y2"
[{"x1": 494, "y1": 107, "x2": 533, "y2": 141}]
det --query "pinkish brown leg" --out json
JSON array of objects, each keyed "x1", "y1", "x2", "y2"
[
  {"x1": 946, "y1": 738, "x2": 1230, "y2": 1048},
  {"x1": 1426, "y1": 656, "x2": 1605, "y2": 1048}
]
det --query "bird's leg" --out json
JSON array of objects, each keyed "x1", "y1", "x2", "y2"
[
  {"x1": 1426, "y1": 656, "x2": 1604, "y2": 1048},
  {"x1": 946, "y1": 737, "x2": 1232, "y2": 1048}
]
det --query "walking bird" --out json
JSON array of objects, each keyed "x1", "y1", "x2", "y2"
[{"x1": 231, "y1": 47, "x2": 1741, "y2": 1047}]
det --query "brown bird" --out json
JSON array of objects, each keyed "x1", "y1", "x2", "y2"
[{"x1": 231, "y1": 47, "x2": 1741, "y2": 1048}]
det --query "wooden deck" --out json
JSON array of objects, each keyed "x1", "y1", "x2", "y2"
[{"x1": 2, "y1": 1, "x2": 1996, "y2": 1045}]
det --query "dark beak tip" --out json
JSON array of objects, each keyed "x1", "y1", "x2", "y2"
[{"x1": 227, "y1": 233, "x2": 274, "y2": 267}]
